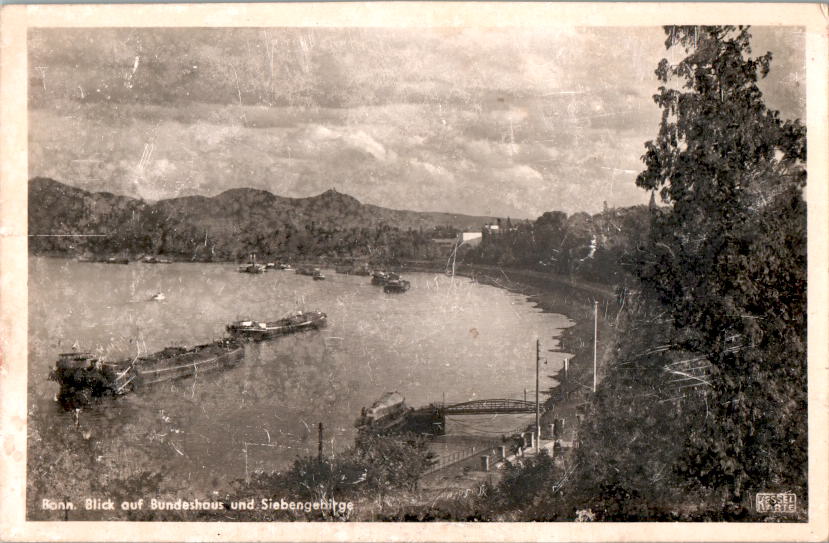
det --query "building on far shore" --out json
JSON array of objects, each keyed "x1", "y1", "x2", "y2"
[
  {"x1": 432, "y1": 225, "x2": 499, "y2": 254},
  {"x1": 460, "y1": 232, "x2": 483, "y2": 247}
]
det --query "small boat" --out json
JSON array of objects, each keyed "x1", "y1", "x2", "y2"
[
  {"x1": 371, "y1": 271, "x2": 390, "y2": 286},
  {"x1": 372, "y1": 271, "x2": 401, "y2": 286},
  {"x1": 226, "y1": 310, "x2": 327, "y2": 341},
  {"x1": 265, "y1": 262, "x2": 276, "y2": 269},
  {"x1": 78, "y1": 255, "x2": 130, "y2": 264},
  {"x1": 49, "y1": 338, "x2": 244, "y2": 405},
  {"x1": 383, "y1": 278, "x2": 411, "y2": 293},
  {"x1": 151, "y1": 292, "x2": 166, "y2": 301},
  {"x1": 355, "y1": 392, "x2": 410, "y2": 433},
  {"x1": 142, "y1": 256, "x2": 173, "y2": 264},
  {"x1": 312, "y1": 270, "x2": 326, "y2": 281},
  {"x1": 238, "y1": 254, "x2": 266, "y2": 274}
]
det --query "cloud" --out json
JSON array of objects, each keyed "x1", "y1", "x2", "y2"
[{"x1": 28, "y1": 26, "x2": 805, "y2": 217}]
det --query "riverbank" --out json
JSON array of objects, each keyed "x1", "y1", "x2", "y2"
[
  {"x1": 375, "y1": 263, "x2": 623, "y2": 520},
  {"x1": 453, "y1": 263, "x2": 619, "y2": 410}
]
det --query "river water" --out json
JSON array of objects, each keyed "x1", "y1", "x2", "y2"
[{"x1": 28, "y1": 257, "x2": 572, "y2": 494}]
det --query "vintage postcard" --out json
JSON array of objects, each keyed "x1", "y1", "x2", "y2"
[{"x1": 1, "y1": 2, "x2": 827, "y2": 542}]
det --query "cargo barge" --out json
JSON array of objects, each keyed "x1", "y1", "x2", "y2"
[
  {"x1": 49, "y1": 338, "x2": 244, "y2": 405},
  {"x1": 226, "y1": 310, "x2": 327, "y2": 341}
]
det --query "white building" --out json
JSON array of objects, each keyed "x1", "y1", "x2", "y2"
[{"x1": 460, "y1": 232, "x2": 483, "y2": 247}]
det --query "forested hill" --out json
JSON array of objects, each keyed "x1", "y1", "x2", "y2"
[{"x1": 28, "y1": 177, "x2": 495, "y2": 261}]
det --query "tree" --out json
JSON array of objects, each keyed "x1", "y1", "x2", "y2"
[{"x1": 635, "y1": 26, "x2": 806, "y2": 509}]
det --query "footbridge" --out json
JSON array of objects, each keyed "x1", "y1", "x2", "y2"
[
  {"x1": 440, "y1": 398, "x2": 537, "y2": 415},
  {"x1": 407, "y1": 399, "x2": 539, "y2": 435}
]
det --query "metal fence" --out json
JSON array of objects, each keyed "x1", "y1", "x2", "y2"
[{"x1": 424, "y1": 440, "x2": 502, "y2": 475}]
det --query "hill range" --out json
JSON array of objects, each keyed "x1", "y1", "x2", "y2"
[{"x1": 28, "y1": 177, "x2": 496, "y2": 260}]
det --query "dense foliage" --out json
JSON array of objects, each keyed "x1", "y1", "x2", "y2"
[
  {"x1": 28, "y1": 178, "x2": 466, "y2": 263},
  {"x1": 466, "y1": 206, "x2": 651, "y2": 285},
  {"x1": 219, "y1": 432, "x2": 435, "y2": 520},
  {"x1": 477, "y1": 25, "x2": 807, "y2": 521},
  {"x1": 635, "y1": 25, "x2": 807, "y2": 510}
]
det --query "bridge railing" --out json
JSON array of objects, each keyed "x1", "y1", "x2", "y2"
[
  {"x1": 423, "y1": 440, "x2": 502, "y2": 475},
  {"x1": 441, "y1": 398, "x2": 537, "y2": 415}
]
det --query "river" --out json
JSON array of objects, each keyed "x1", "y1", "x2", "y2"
[{"x1": 27, "y1": 256, "x2": 572, "y2": 496}]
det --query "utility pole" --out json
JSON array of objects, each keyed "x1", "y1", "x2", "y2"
[
  {"x1": 593, "y1": 300, "x2": 599, "y2": 393},
  {"x1": 536, "y1": 338, "x2": 540, "y2": 452},
  {"x1": 318, "y1": 422, "x2": 324, "y2": 463}
]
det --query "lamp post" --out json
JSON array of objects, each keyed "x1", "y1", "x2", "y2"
[
  {"x1": 593, "y1": 300, "x2": 599, "y2": 393},
  {"x1": 536, "y1": 339, "x2": 540, "y2": 452}
]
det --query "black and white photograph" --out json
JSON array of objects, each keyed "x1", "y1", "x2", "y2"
[{"x1": 1, "y1": 2, "x2": 827, "y2": 540}]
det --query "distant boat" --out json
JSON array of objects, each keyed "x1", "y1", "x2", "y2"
[
  {"x1": 383, "y1": 278, "x2": 411, "y2": 293},
  {"x1": 142, "y1": 256, "x2": 172, "y2": 264},
  {"x1": 312, "y1": 270, "x2": 326, "y2": 281},
  {"x1": 151, "y1": 292, "x2": 166, "y2": 301},
  {"x1": 226, "y1": 310, "x2": 327, "y2": 341},
  {"x1": 238, "y1": 254, "x2": 266, "y2": 274},
  {"x1": 371, "y1": 271, "x2": 390, "y2": 286},
  {"x1": 372, "y1": 271, "x2": 401, "y2": 286},
  {"x1": 76, "y1": 255, "x2": 129, "y2": 264}
]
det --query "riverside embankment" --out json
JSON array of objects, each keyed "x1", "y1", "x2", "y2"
[{"x1": 391, "y1": 261, "x2": 622, "y2": 516}]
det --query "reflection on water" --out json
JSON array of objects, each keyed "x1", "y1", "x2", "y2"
[{"x1": 28, "y1": 257, "x2": 572, "y2": 492}]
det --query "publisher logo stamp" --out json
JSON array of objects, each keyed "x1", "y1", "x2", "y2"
[{"x1": 755, "y1": 492, "x2": 796, "y2": 514}]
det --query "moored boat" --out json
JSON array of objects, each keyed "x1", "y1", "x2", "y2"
[
  {"x1": 383, "y1": 278, "x2": 411, "y2": 293},
  {"x1": 371, "y1": 271, "x2": 390, "y2": 285},
  {"x1": 238, "y1": 254, "x2": 266, "y2": 274},
  {"x1": 226, "y1": 310, "x2": 327, "y2": 341},
  {"x1": 355, "y1": 392, "x2": 410, "y2": 433},
  {"x1": 77, "y1": 255, "x2": 130, "y2": 264},
  {"x1": 131, "y1": 338, "x2": 244, "y2": 387},
  {"x1": 142, "y1": 255, "x2": 173, "y2": 264},
  {"x1": 49, "y1": 338, "x2": 244, "y2": 405},
  {"x1": 312, "y1": 270, "x2": 326, "y2": 280}
]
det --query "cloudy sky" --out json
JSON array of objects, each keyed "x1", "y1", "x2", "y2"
[{"x1": 28, "y1": 26, "x2": 804, "y2": 218}]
